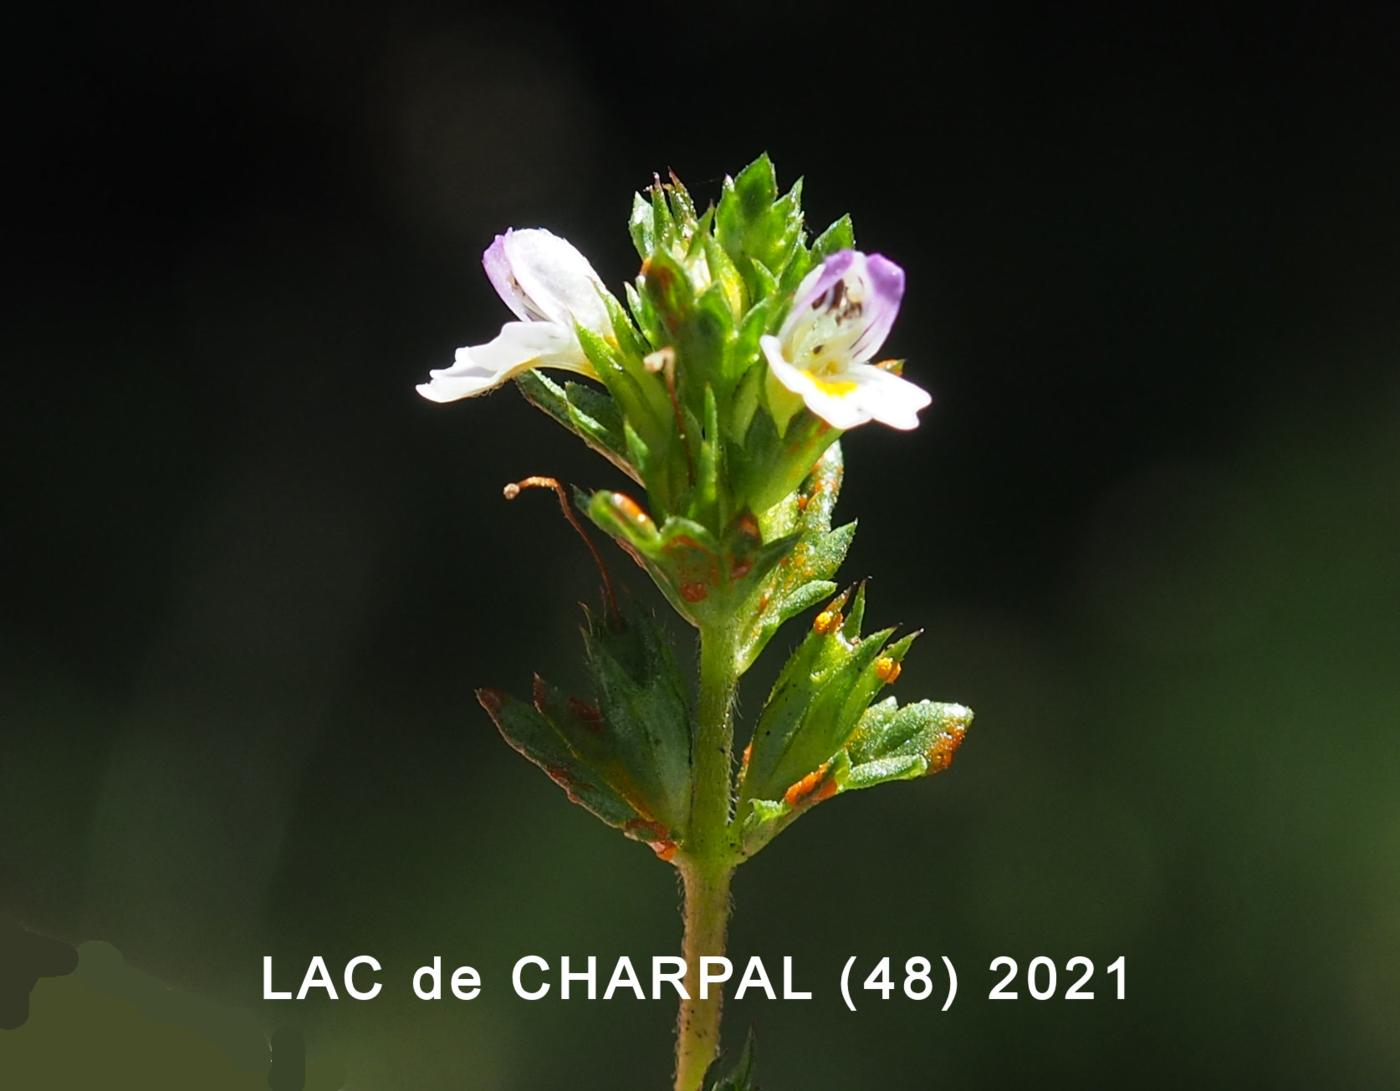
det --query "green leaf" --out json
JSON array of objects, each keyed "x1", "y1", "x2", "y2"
[
  {"x1": 575, "y1": 322, "x2": 667, "y2": 450},
  {"x1": 477, "y1": 688, "x2": 643, "y2": 834},
  {"x1": 717, "y1": 155, "x2": 807, "y2": 299},
  {"x1": 717, "y1": 156, "x2": 778, "y2": 259},
  {"x1": 738, "y1": 585, "x2": 882, "y2": 805},
  {"x1": 811, "y1": 213, "x2": 855, "y2": 259},
  {"x1": 748, "y1": 258, "x2": 779, "y2": 302},
  {"x1": 666, "y1": 171, "x2": 698, "y2": 231},
  {"x1": 695, "y1": 385, "x2": 723, "y2": 527},
  {"x1": 586, "y1": 487, "x2": 663, "y2": 556},
  {"x1": 584, "y1": 490, "x2": 716, "y2": 624},
  {"x1": 738, "y1": 696, "x2": 974, "y2": 857},
  {"x1": 734, "y1": 444, "x2": 855, "y2": 672},
  {"x1": 706, "y1": 1029, "x2": 759, "y2": 1091},
  {"x1": 737, "y1": 579, "x2": 940, "y2": 835},
  {"x1": 578, "y1": 600, "x2": 693, "y2": 831},
  {"x1": 629, "y1": 191, "x2": 655, "y2": 257},
  {"x1": 727, "y1": 357, "x2": 764, "y2": 443},
  {"x1": 626, "y1": 280, "x2": 664, "y2": 349},
  {"x1": 677, "y1": 283, "x2": 734, "y2": 410},
  {"x1": 603, "y1": 292, "x2": 652, "y2": 365},
  {"x1": 650, "y1": 181, "x2": 675, "y2": 250},
  {"x1": 477, "y1": 599, "x2": 698, "y2": 857},
  {"x1": 514, "y1": 371, "x2": 637, "y2": 482},
  {"x1": 844, "y1": 697, "x2": 973, "y2": 788},
  {"x1": 753, "y1": 619, "x2": 896, "y2": 802},
  {"x1": 703, "y1": 233, "x2": 747, "y2": 319},
  {"x1": 642, "y1": 248, "x2": 696, "y2": 342},
  {"x1": 734, "y1": 404, "x2": 841, "y2": 515}
]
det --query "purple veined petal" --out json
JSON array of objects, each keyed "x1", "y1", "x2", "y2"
[
  {"x1": 789, "y1": 249, "x2": 859, "y2": 316},
  {"x1": 847, "y1": 253, "x2": 905, "y2": 364},
  {"x1": 480, "y1": 228, "x2": 610, "y2": 333},
  {"x1": 779, "y1": 250, "x2": 905, "y2": 367},
  {"x1": 482, "y1": 232, "x2": 544, "y2": 323}
]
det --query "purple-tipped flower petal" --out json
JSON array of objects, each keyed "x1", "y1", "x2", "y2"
[
  {"x1": 763, "y1": 250, "x2": 930, "y2": 431},
  {"x1": 418, "y1": 228, "x2": 613, "y2": 403}
]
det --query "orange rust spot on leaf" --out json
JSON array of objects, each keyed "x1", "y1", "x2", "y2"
[
  {"x1": 667, "y1": 534, "x2": 705, "y2": 552},
  {"x1": 625, "y1": 817, "x2": 667, "y2": 841},
  {"x1": 795, "y1": 495, "x2": 809, "y2": 511},
  {"x1": 812, "y1": 609, "x2": 842, "y2": 635},
  {"x1": 736, "y1": 742, "x2": 753, "y2": 789},
  {"x1": 927, "y1": 724, "x2": 968, "y2": 773},
  {"x1": 735, "y1": 512, "x2": 760, "y2": 539},
  {"x1": 875, "y1": 656, "x2": 902, "y2": 684},
  {"x1": 610, "y1": 493, "x2": 655, "y2": 530},
  {"x1": 646, "y1": 260, "x2": 673, "y2": 289},
  {"x1": 681, "y1": 582, "x2": 708, "y2": 603},
  {"x1": 814, "y1": 777, "x2": 840, "y2": 803},
  {"x1": 625, "y1": 818, "x2": 677, "y2": 861},
  {"x1": 730, "y1": 559, "x2": 752, "y2": 580},
  {"x1": 568, "y1": 697, "x2": 604, "y2": 733},
  {"x1": 757, "y1": 592, "x2": 771, "y2": 612},
  {"x1": 783, "y1": 762, "x2": 832, "y2": 807}
]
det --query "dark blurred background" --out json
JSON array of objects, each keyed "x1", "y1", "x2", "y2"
[{"x1": 3, "y1": 2, "x2": 1398, "y2": 1087}]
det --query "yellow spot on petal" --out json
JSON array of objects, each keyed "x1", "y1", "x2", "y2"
[{"x1": 809, "y1": 374, "x2": 858, "y2": 397}]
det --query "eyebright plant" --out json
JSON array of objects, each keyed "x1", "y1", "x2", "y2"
[{"x1": 419, "y1": 155, "x2": 972, "y2": 1091}]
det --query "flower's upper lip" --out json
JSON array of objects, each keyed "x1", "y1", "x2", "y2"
[
  {"x1": 483, "y1": 227, "x2": 611, "y2": 334},
  {"x1": 417, "y1": 227, "x2": 614, "y2": 403},
  {"x1": 782, "y1": 250, "x2": 906, "y2": 367},
  {"x1": 792, "y1": 249, "x2": 858, "y2": 314}
]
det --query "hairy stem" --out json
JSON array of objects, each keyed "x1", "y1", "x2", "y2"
[
  {"x1": 673, "y1": 627, "x2": 739, "y2": 1091},
  {"x1": 674, "y1": 857, "x2": 734, "y2": 1091}
]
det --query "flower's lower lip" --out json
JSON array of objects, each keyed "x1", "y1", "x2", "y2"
[{"x1": 810, "y1": 376, "x2": 858, "y2": 397}]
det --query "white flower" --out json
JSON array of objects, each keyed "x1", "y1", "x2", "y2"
[
  {"x1": 417, "y1": 228, "x2": 612, "y2": 403},
  {"x1": 761, "y1": 250, "x2": 932, "y2": 430}
]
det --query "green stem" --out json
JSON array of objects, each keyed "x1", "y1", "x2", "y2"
[
  {"x1": 674, "y1": 627, "x2": 740, "y2": 1091},
  {"x1": 674, "y1": 857, "x2": 733, "y2": 1091}
]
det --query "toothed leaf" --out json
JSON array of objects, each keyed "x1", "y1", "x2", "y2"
[{"x1": 735, "y1": 444, "x2": 854, "y2": 672}]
